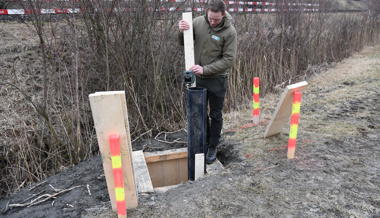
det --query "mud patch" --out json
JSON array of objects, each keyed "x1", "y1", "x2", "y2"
[{"x1": 217, "y1": 133, "x2": 244, "y2": 166}]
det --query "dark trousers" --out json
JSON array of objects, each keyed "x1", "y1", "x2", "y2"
[
  {"x1": 206, "y1": 91, "x2": 225, "y2": 148},
  {"x1": 196, "y1": 76, "x2": 227, "y2": 148}
]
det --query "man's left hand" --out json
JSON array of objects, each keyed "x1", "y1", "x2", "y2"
[{"x1": 190, "y1": 65, "x2": 203, "y2": 75}]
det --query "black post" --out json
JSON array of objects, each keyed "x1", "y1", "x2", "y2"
[{"x1": 187, "y1": 87, "x2": 207, "y2": 181}]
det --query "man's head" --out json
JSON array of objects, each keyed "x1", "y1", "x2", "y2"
[{"x1": 207, "y1": 0, "x2": 226, "y2": 27}]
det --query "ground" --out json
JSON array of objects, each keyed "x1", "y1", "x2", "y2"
[{"x1": 1, "y1": 22, "x2": 380, "y2": 217}]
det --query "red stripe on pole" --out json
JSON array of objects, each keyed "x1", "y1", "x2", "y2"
[
  {"x1": 253, "y1": 94, "x2": 259, "y2": 102},
  {"x1": 288, "y1": 138, "x2": 296, "y2": 149},
  {"x1": 116, "y1": 201, "x2": 127, "y2": 216},
  {"x1": 253, "y1": 108, "x2": 259, "y2": 116},
  {"x1": 0, "y1": 9, "x2": 8, "y2": 15},
  {"x1": 290, "y1": 113, "x2": 299, "y2": 125},
  {"x1": 109, "y1": 135, "x2": 121, "y2": 156},
  {"x1": 293, "y1": 92, "x2": 302, "y2": 103},
  {"x1": 55, "y1": 9, "x2": 68, "y2": 13},
  {"x1": 113, "y1": 168, "x2": 124, "y2": 188}
]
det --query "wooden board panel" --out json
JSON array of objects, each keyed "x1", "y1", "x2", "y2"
[
  {"x1": 183, "y1": 12, "x2": 196, "y2": 87},
  {"x1": 89, "y1": 91, "x2": 138, "y2": 211},
  {"x1": 144, "y1": 148, "x2": 187, "y2": 163},
  {"x1": 264, "y1": 81, "x2": 308, "y2": 138},
  {"x1": 132, "y1": 150, "x2": 154, "y2": 193},
  {"x1": 145, "y1": 148, "x2": 188, "y2": 188},
  {"x1": 147, "y1": 158, "x2": 188, "y2": 188}
]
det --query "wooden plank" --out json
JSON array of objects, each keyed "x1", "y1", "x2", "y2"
[
  {"x1": 147, "y1": 158, "x2": 188, "y2": 188},
  {"x1": 177, "y1": 158, "x2": 188, "y2": 183},
  {"x1": 195, "y1": 153, "x2": 204, "y2": 180},
  {"x1": 119, "y1": 91, "x2": 139, "y2": 205},
  {"x1": 145, "y1": 148, "x2": 188, "y2": 188},
  {"x1": 146, "y1": 161, "x2": 163, "y2": 188},
  {"x1": 144, "y1": 148, "x2": 187, "y2": 163},
  {"x1": 132, "y1": 150, "x2": 154, "y2": 193},
  {"x1": 183, "y1": 12, "x2": 196, "y2": 87},
  {"x1": 264, "y1": 81, "x2": 308, "y2": 138},
  {"x1": 89, "y1": 91, "x2": 138, "y2": 211}
]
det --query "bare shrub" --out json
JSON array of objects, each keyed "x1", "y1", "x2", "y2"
[{"x1": 1, "y1": 0, "x2": 379, "y2": 197}]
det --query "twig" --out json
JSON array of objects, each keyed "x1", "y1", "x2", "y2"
[
  {"x1": 154, "y1": 128, "x2": 186, "y2": 144},
  {"x1": 2, "y1": 201, "x2": 10, "y2": 214},
  {"x1": 154, "y1": 128, "x2": 185, "y2": 139},
  {"x1": 29, "y1": 180, "x2": 48, "y2": 191},
  {"x1": 155, "y1": 138, "x2": 186, "y2": 144},
  {"x1": 131, "y1": 129, "x2": 152, "y2": 143},
  {"x1": 18, "y1": 180, "x2": 27, "y2": 189},
  {"x1": 87, "y1": 184, "x2": 91, "y2": 196},
  {"x1": 4, "y1": 185, "x2": 83, "y2": 212},
  {"x1": 49, "y1": 184, "x2": 62, "y2": 192},
  {"x1": 254, "y1": 163, "x2": 280, "y2": 171}
]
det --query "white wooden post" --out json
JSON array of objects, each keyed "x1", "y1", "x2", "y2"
[
  {"x1": 182, "y1": 12, "x2": 196, "y2": 87},
  {"x1": 195, "y1": 153, "x2": 205, "y2": 180}
]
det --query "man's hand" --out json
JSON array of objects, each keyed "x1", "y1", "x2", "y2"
[
  {"x1": 178, "y1": 20, "x2": 190, "y2": 34},
  {"x1": 190, "y1": 65, "x2": 203, "y2": 75}
]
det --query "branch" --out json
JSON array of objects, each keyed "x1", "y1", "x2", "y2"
[{"x1": 2, "y1": 185, "x2": 83, "y2": 214}]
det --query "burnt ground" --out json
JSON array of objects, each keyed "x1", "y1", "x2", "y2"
[{"x1": 1, "y1": 22, "x2": 380, "y2": 217}]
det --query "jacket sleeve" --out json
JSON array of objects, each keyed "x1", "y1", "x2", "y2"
[{"x1": 203, "y1": 30, "x2": 237, "y2": 76}]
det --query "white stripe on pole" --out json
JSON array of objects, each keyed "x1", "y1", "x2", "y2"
[{"x1": 8, "y1": 9, "x2": 24, "y2": 14}]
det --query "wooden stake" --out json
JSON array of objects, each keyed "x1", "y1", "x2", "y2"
[
  {"x1": 253, "y1": 77, "x2": 260, "y2": 125},
  {"x1": 195, "y1": 153, "x2": 205, "y2": 180},
  {"x1": 288, "y1": 92, "x2": 302, "y2": 159}
]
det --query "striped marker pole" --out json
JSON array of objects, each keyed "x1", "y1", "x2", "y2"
[
  {"x1": 253, "y1": 77, "x2": 259, "y2": 125},
  {"x1": 288, "y1": 92, "x2": 302, "y2": 159},
  {"x1": 109, "y1": 135, "x2": 127, "y2": 218}
]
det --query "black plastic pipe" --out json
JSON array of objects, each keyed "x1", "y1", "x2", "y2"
[{"x1": 187, "y1": 87, "x2": 207, "y2": 181}]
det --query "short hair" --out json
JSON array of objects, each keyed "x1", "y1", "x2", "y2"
[{"x1": 207, "y1": 0, "x2": 227, "y2": 15}]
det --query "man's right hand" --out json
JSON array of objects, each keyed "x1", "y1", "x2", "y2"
[{"x1": 178, "y1": 20, "x2": 190, "y2": 34}]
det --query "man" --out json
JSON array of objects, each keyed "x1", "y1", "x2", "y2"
[{"x1": 178, "y1": 0, "x2": 237, "y2": 164}]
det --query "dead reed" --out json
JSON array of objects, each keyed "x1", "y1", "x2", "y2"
[{"x1": 0, "y1": 0, "x2": 379, "y2": 197}]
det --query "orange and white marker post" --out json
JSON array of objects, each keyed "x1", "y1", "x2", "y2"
[
  {"x1": 253, "y1": 77, "x2": 260, "y2": 125},
  {"x1": 109, "y1": 134, "x2": 127, "y2": 218},
  {"x1": 288, "y1": 92, "x2": 302, "y2": 159}
]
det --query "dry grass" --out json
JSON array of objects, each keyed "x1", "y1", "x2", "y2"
[
  {"x1": 1, "y1": 0, "x2": 380, "y2": 198},
  {"x1": 224, "y1": 44, "x2": 380, "y2": 161}
]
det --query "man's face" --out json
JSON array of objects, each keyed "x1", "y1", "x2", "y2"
[{"x1": 207, "y1": 10, "x2": 225, "y2": 27}]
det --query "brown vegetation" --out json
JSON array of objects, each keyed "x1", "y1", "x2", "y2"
[{"x1": 0, "y1": 0, "x2": 380, "y2": 198}]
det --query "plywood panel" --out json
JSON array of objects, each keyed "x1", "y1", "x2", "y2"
[
  {"x1": 145, "y1": 148, "x2": 187, "y2": 163},
  {"x1": 89, "y1": 91, "x2": 138, "y2": 211},
  {"x1": 264, "y1": 81, "x2": 308, "y2": 138},
  {"x1": 145, "y1": 148, "x2": 188, "y2": 188}
]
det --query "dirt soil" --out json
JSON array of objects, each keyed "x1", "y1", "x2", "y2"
[{"x1": 1, "y1": 22, "x2": 380, "y2": 217}]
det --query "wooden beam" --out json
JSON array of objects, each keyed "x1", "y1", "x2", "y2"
[
  {"x1": 264, "y1": 81, "x2": 308, "y2": 138},
  {"x1": 144, "y1": 148, "x2": 187, "y2": 163},
  {"x1": 89, "y1": 91, "x2": 138, "y2": 211},
  {"x1": 132, "y1": 150, "x2": 154, "y2": 193},
  {"x1": 182, "y1": 12, "x2": 196, "y2": 87}
]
